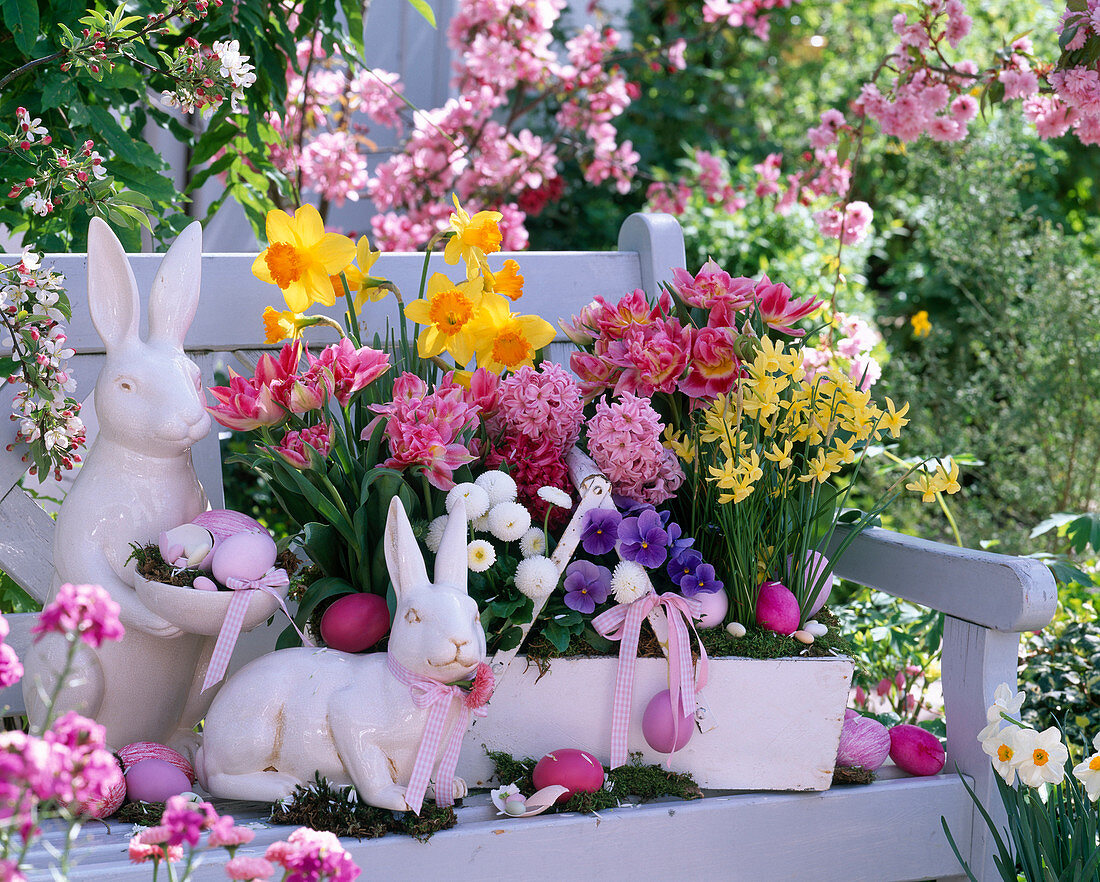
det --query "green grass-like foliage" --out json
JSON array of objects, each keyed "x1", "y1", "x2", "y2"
[
  {"x1": 943, "y1": 752, "x2": 1100, "y2": 881},
  {"x1": 270, "y1": 773, "x2": 455, "y2": 842},
  {"x1": 488, "y1": 751, "x2": 702, "y2": 814}
]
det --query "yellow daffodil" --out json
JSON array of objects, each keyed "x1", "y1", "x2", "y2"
[
  {"x1": 330, "y1": 262, "x2": 363, "y2": 301},
  {"x1": 445, "y1": 195, "x2": 503, "y2": 280},
  {"x1": 932, "y1": 459, "x2": 961, "y2": 494},
  {"x1": 764, "y1": 439, "x2": 794, "y2": 470},
  {"x1": 663, "y1": 425, "x2": 695, "y2": 464},
  {"x1": 252, "y1": 205, "x2": 356, "y2": 312},
  {"x1": 485, "y1": 259, "x2": 525, "y2": 301},
  {"x1": 470, "y1": 293, "x2": 556, "y2": 374},
  {"x1": 262, "y1": 306, "x2": 313, "y2": 344},
  {"x1": 404, "y1": 272, "x2": 486, "y2": 364},
  {"x1": 911, "y1": 310, "x2": 932, "y2": 338},
  {"x1": 907, "y1": 471, "x2": 938, "y2": 503},
  {"x1": 881, "y1": 397, "x2": 910, "y2": 438},
  {"x1": 798, "y1": 450, "x2": 836, "y2": 484}
]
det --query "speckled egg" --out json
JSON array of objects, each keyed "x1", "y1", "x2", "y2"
[
  {"x1": 320, "y1": 593, "x2": 391, "y2": 653},
  {"x1": 641, "y1": 689, "x2": 695, "y2": 754},
  {"x1": 125, "y1": 758, "x2": 191, "y2": 803},
  {"x1": 118, "y1": 742, "x2": 195, "y2": 783},
  {"x1": 211, "y1": 531, "x2": 277, "y2": 584},
  {"x1": 532, "y1": 749, "x2": 604, "y2": 802}
]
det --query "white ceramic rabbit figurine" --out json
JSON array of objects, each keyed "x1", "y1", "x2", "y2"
[
  {"x1": 23, "y1": 217, "x2": 215, "y2": 756},
  {"x1": 197, "y1": 496, "x2": 487, "y2": 812}
]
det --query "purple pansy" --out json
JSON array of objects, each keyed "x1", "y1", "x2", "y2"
[
  {"x1": 618, "y1": 508, "x2": 669, "y2": 569},
  {"x1": 581, "y1": 508, "x2": 621, "y2": 556},
  {"x1": 562, "y1": 560, "x2": 612, "y2": 614},
  {"x1": 667, "y1": 547, "x2": 704, "y2": 585},
  {"x1": 663, "y1": 519, "x2": 695, "y2": 558},
  {"x1": 681, "y1": 562, "x2": 723, "y2": 597}
]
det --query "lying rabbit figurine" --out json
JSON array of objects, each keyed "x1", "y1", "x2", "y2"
[
  {"x1": 23, "y1": 217, "x2": 214, "y2": 756},
  {"x1": 197, "y1": 496, "x2": 486, "y2": 812}
]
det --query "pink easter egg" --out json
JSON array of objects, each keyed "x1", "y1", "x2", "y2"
[
  {"x1": 118, "y1": 742, "x2": 195, "y2": 783},
  {"x1": 193, "y1": 575, "x2": 218, "y2": 591},
  {"x1": 125, "y1": 758, "x2": 190, "y2": 803},
  {"x1": 641, "y1": 689, "x2": 695, "y2": 754},
  {"x1": 789, "y1": 550, "x2": 833, "y2": 617},
  {"x1": 211, "y1": 531, "x2": 277, "y2": 584},
  {"x1": 78, "y1": 757, "x2": 126, "y2": 818},
  {"x1": 692, "y1": 589, "x2": 728, "y2": 629},
  {"x1": 755, "y1": 580, "x2": 801, "y2": 636},
  {"x1": 320, "y1": 593, "x2": 391, "y2": 653},
  {"x1": 889, "y1": 724, "x2": 946, "y2": 777},
  {"x1": 192, "y1": 510, "x2": 267, "y2": 571},
  {"x1": 532, "y1": 749, "x2": 604, "y2": 803}
]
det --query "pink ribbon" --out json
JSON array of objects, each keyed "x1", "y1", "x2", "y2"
[
  {"x1": 202, "y1": 567, "x2": 308, "y2": 692},
  {"x1": 388, "y1": 656, "x2": 489, "y2": 815},
  {"x1": 591, "y1": 592, "x2": 709, "y2": 769}
]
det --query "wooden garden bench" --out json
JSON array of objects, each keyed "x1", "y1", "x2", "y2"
[{"x1": 0, "y1": 213, "x2": 1057, "y2": 881}]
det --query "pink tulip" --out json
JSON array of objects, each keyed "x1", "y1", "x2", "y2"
[
  {"x1": 275, "y1": 423, "x2": 334, "y2": 469},
  {"x1": 753, "y1": 275, "x2": 820, "y2": 336},
  {"x1": 679, "y1": 326, "x2": 740, "y2": 400},
  {"x1": 206, "y1": 371, "x2": 284, "y2": 431},
  {"x1": 307, "y1": 338, "x2": 390, "y2": 407}
]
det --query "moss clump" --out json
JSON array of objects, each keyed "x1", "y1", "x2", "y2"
[
  {"x1": 114, "y1": 800, "x2": 166, "y2": 824},
  {"x1": 269, "y1": 774, "x2": 455, "y2": 841},
  {"x1": 526, "y1": 606, "x2": 852, "y2": 664},
  {"x1": 128, "y1": 543, "x2": 302, "y2": 591},
  {"x1": 832, "y1": 766, "x2": 876, "y2": 786},
  {"x1": 488, "y1": 751, "x2": 701, "y2": 814}
]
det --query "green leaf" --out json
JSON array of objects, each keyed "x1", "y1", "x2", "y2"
[
  {"x1": 1068, "y1": 0, "x2": 1087, "y2": 12},
  {"x1": 3, "y1": 0, "x2": 40, "y2": 54},
  {"x1": 294, "y1": 576, "x2": 354, "y2": 626},
  {"x1": 0, "y1": 356, "x2": 19, "y2": 379},
  {"x1": 836, "y1": 132, "x2": 850, "y2": 166},
  {"x1": 301, "y1": 521, "x2": 345, "y2": 577},
  {"x1": 1060, "y1": 22, "x2": 1081, "y2": 50},
  {"x1": 404, "y1": 0, "x2": 436, "y2": 27},
  {"x1": 340, "y1": 0, "x2": 365, "y2": 53}
]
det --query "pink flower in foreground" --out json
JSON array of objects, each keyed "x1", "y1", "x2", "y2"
[
  {"x1": 753, "y1": 276, "x2": 821, "y2": 336},
  {"x1": 463, "y1": 661, "x2": 494, "y2": 709},
  {"x1": 586, "y1": 392, "x2": 683, "y2": 505},
  {"x1": 266, "y1": 827, "x2": 360, "y2": 881},
  {"x1": 209, "y1": 814, "x2": 256, "y2": 849},
  {"x1": 206, "y1": 370, "x2": 285, "y2": 431},
  {"x1": 0, "y1": 858, "x2": 25, "y2": 881},
  {"x1": 306, "y1": 339, "x2": 390, "y2": 408},
  {"x1": 670, "y1": 260, "x2": 754, "y2": 311},
  {"x1": 128, "y1": 834, "x2": 183, "y2": 865},
  {"x1": 0, "y1": 642, "x2": 22, "y2": 689},
  {"x1": 276, "y1": 422, "x2": 335, "y2": 470},
  {"x1": 32, "y1": 583, "x2": 123, "y2": 648},
  {"x1": 225, "y1": 856, "x2": 274, "y2": 880},
  {"x1": 161, "y1": 794, "x2": 211, "y2": 847},
  {"x1": 495, "y1": 363, "x2": 583, "y2": 450}
]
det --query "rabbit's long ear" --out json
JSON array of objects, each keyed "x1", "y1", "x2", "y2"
[
  {"x1": 87, "y1": 217, "x2": 140, "y2": 349},
  {"x1": 148, "y1": 221, "x2": 202, "y2": 348},
  {"x1": 434, "y1": 505, "x2": 469, "y2": 595},
  {"x1": 385, "y1": 496, "x2": 429, "y2": 601}
]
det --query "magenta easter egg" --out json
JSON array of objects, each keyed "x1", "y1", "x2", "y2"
[
  {"x1": 125, "y1": 758, "x2": 190, "y2": 803},
  {"x1": 320, "y1": 593, "x2": 391, "y2": 653},
  {"x1": 78, "y1": 758, "x2": 126, "y2": 818},
  {"x1": 211, "y1": 531, "x2": 277, "y2": 584},
  {"x1": 889, "y1": 724, "x2": 946, "y2": 776},
  {"x1": 641, "y1": 689, "x2": 695, "y2": 754},
  {"x1": 118, "y1": 742, "x2": 195, "y2": 783},
  {"x1": 532, "y1": 749, "x2": 604, "y2": 802},
  {"x1": 692, "y1": 589, "x2": 728, "y2": 628},
  {"x1": 755, "y1": 580, "x2": 801, "y2": 636}
]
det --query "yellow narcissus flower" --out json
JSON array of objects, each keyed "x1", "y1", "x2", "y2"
[
  {"x1": 470, "y1": 293, "x2": 556, "y2": 374},
  {"x1": 262, "y1": 306, "x2": 311, "y2": 344},
  {"x1": 485, "y1": 259, "x2": 525, "y2": 301},
  {"x1": 445, "y1": 194, "x2": 503, "y2": 280},
  {"x1": 404, "y1": 272, "x2": 486, "y2": 364},
  {"x1": 331, "y1": 237, "x2": 387, "y2": 311},
  {"x1": 252, "y1": 205, "x2": 356, "y2": 312}
]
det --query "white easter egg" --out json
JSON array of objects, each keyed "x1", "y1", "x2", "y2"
[{"x1": 211, "y1": 531, "x2": 277, "y2": 584}]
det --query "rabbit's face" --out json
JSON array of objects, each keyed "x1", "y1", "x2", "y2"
[
  {"x1": 389, "y1": 586, "x2": 486, "y2": 681},
  {"x1": 96, "y1": 341, "x2": 211, "y2": 456}
]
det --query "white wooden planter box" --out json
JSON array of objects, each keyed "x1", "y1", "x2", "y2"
[{"x1": 457, "y1": 653, "x2": 854, "y2": 791}]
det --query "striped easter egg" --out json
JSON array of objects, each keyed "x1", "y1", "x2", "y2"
[
  {"x1": 192, "y1": 509, "x2": 267, "y2": 542},
  {"x1": 118, "y1": 742, "x2": 196, "y2": 784},
  {"x1": 78, "y1": 758, "x2": 126, "y2": 818}
]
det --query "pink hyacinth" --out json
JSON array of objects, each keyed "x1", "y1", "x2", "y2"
[
  {"x1": 0, "y1": 858, "x2": 25, "y2": 881},
  {"x1": 586, "y1": 392, "x2": 683, "y2": 505},
  {"x1": 265, "y1": 827, "x2": 360, "y2": 881},
  {"x1": 306, "y1": 340, "x2": 390, "y2": 408},
  {"x1": 494, "y1": 363, "x2": 583, "y2": 450},
  {"x1": 225, "y1": 856, "x2": 275, "y2": 880},
  {"x1": 32, "y1": 583, "x2": 123, "y2": 649}
]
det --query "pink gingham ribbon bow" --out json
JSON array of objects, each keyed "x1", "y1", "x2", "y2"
[
  {"x1": 388, "y1": 656, "x2": 489, "y2": 814},
  {"x1": 591, "y1": 592, "x2": 709, "y2": 769},
  {"x1": 201, "y1": 567, "x2": 307, "y2": 692}
]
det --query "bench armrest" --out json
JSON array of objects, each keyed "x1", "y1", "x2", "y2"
[{"x1": 827, "y1": 525, "x2": 1057, "y2": 633}]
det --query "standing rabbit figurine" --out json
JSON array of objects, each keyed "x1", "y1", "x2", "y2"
[
  {"x1": 198, "y1": 496, "x2": 489, "y2": 814},
  {"x1": 23, "y1": 217, "x2": 215, "y2": 756}
]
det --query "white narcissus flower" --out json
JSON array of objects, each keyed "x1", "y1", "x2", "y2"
[
  {"x1": 488, "y1": 501, "x2": 532, "y2": 543},
  {"x1": 519, "y1": 527, "x2": 546, "y2": 558},
  {"x1": 611, "y1": 560, "x2": 650, "y2": 605},
  {"x1": 1072, "y1": 731, "x2": 1100, "y2": 802},
  {"x1": 475, "y1": 470, "x2": 518, "y2": 506},
  {"x1": 980, "y1": 724, "x2": 1018, "y2": 786},
  {"x1": 1012, "y1": 726, "x2": 1069, "y2": 788},
  {"x1": 447, "y1": 483, "x2": 490, "y2": 520},
  {"x1": 467, "y1": 539, "x2": 496, "y2": 573},
  {"x1": 978, "y1": 683, "x2": 1027, "y2": 742},
  {"x1": 424, "y1": 515, "x2": 448, "y2": 553},
  {"x1": 537, "y1": 485, "x2": 572, "y2": 509},
  {"x1": 515, "y1": 555, "x2": 559, "y2": 599}
]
